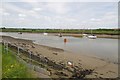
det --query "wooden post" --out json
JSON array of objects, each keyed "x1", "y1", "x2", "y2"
[
  {"x1": 3, "y1": 41, "x2": 5, "y2": 53},
  {"x1": 29, "y1": 51, "x2": 32, "y2": 64},
  {"x1": 18, "y1": 46, "x2": 19, "y2": 55},
  {"x1": 6, "y1": 42, "x2": 8, "y2": 54}
]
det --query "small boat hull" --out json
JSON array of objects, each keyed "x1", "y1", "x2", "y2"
[
  {"x1": 88, "y1": 35, "x2": 97, "y2": 39},
  {"x1": 18, "y1": 32, "x2": 22, "y2": 34},
  {"x1": 58, "y1": 33, "x2": 62, "y2": 37},
  {"x1": 43, "y1": 33, "x2": 48, "y2": 36}
]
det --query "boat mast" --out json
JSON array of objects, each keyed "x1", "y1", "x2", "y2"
[{"x1": 91, "y1": 29, "x2": 92, "y2": 35}]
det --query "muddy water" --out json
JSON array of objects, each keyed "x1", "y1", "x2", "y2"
[{"x1": 1, "y1": 32, "x2": 118, "y2": 63}]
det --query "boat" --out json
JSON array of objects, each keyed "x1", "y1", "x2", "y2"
[
  {"x1": 87, "y1": 29, "x2": 97, "y2": 39},
  {"x1": 83, "y1": 34, "x2": 87, "y2": 36},
  {"x1": 58, "y1": 29, "x2": 62, "y2": 37},
  {"x1": 18, "y1": 32, "x2": 22, "y2": 34},
  {"x1": 87, "y1": 35, "x2": 97, "y2": 39},
  {"x1": 58, "y1": 33, "x2": 62, "y2": 37},
  {"x1": 82, "y1": 29, "x2": 88, "y2": 38},
  {"x1": 43, "y1": 28, "x2": 48, "y2": 36},
  {"x1": 43, "y1": 32, "x2": 48, "y2": 36},
  {"x1": 82, "y1": 34, "x2": 88, "y2": 38}
]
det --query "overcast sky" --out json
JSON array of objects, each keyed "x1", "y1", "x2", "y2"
[{"x1": 1, "y1": 1, "x2": 118, "y2": 29}]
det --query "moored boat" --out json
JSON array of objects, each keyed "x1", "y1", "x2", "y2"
[
  {"x1": 18, "y1": 32, "x2": 22, "y2": 34},
  {"x1": 43, "y1": 33, "x2": 48, "y2": 36},
  {"x1": 87, "y1": 35, "x2": 97, "y2": 39}
]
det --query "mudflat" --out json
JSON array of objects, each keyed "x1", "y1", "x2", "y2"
[{"x1": 1, "y1": 36, "x2": 118, "y2": 78}]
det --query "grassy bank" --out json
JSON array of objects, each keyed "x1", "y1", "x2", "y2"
[
  {"x1": 0, "y1": 44, "x2": 2, "y2": 79},
  {"x1": 1, "y1": 28, "x2": 120, "y2": 35},
  {"x1": 1, "y1": 44, "x2": 32, "y2": 78}
]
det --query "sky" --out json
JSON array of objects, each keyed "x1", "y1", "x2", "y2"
[{"x1": 0, "y1": 0, "x2": 118, "y2": 29}]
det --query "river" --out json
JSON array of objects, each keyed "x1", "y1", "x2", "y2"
[{"x1": 1, "y1": 32, "x2": 118, "y2": 63}]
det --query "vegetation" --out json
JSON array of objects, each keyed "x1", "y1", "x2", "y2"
[
  {"x1": 0, "y1": 28, "x2": 120, "y2": 35},
  {"x1": 1, "y1": 44, "x2": 32, "y2": 78},
  {"x1": 0, "y1": 44, "x2": 2, "y2": 79}
]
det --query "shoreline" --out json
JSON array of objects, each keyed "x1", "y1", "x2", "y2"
[
  {"x1": 1, "y1": 35, "x2": 118, "y2": 78},
  {"x1": 1, "y1": 32, "x2": 119, "y2": 39}
]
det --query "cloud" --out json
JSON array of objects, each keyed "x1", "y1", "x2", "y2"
[
  {"x1": 0, "y1": 8, "x2": 4, "y2": 15},
  {"x1": 18, "y1": 13, "x2": 26, "y2": 17},
  {"x1": 45, "y1": 3, "x2": 69, "y2": 14},
  {"x1": 4, "y1": 3, "x2": 40, "y2": 18},
  {"x1": 90, "y1": 18, "x2": 101, "y2": 22},
  {"x1": 102, "y1": 12, "x2": 117, "y2": 21},
  {"x1": 3, "y1": 0, "x2": 119, "y2": 2},
  {"x1": 0, "y1": 8, "x2": 4, "y2": 12},
  {"x1": 0, "y1": 8, "x2": 10, "y2": 16},
  {"x1": 20, "y1": 0, "x2": 40, "y2": 8},
  {"x1": 19, "y1": 17, "x2": 25, "y2": 20},
  {"x1": 33, "y1": 8, "x2": 42, "y2": 11},
  {"x1": 2, "y1": 2, "x2": 118, "y2": 29}
]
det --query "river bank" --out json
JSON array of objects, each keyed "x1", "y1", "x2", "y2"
[
  {"x1": 1, "y1": 36, "x2": 118, "y2": 79},
  {"x1": 1, "y1": 32, "x2": 119, "y2": 39},
  {"x1": 1, "y1": 28, "x2": 119, "y2": 35},
  {"x1": 51, "y1": 33, "x2": 119, "y2": 39}
]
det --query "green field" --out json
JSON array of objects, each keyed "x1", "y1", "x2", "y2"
[
  {"x1": 1, "y1": 44, "x2": 32, "y2": 78},
  {"x1": 1, "y1": 28, "x2": 120, "y2": 35},
  {"x1": 0, "y1": 44, "x2": 2, "y2": 79}
]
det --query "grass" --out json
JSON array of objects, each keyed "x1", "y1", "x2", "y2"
[
  {"x1": 1, "y1": 44, "x2": 32, "y2": 78},
  {"x1": 1, "y1": 28, "x2": 120, "y2": 35},
  {"x1": 0, "y1": 44, "x2": 2, "y2": 79}
]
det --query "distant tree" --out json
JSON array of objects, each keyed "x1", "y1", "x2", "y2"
[
  {"x1": 22, "y1": 28, "x2": 26, "y2": 30},
  {"x1": 1, "y1": 27, "x2": 6, "y2": 29},
  {"x1": 46, "y1": 28, "x2": 50, "y2": 30},
  {"x1": 32, "y1": 29, "x2": 36, "y2": 31}
]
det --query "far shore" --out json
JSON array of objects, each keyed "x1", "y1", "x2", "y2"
[
  {"x1": 1, "y1": 32, "x2": 120, "y2": 39},
  {"x1": 1, "y1": 35, "x2": 118, "y2": 78}
]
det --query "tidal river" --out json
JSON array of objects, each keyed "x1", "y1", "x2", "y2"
[{"x1": 1, "y1": 32, "x2": 118, "y2": 63}]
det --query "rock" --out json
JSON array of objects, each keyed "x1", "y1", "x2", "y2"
[
  {"x1": 53, "y1": 52, "x2": 58, "y2": 55},
  {"x1": 71, "y1": 69, "x2": 94, "y2": 79},
  {"x1": 32, "y1": 45, "x2": 35, "y2": 48},
  {"x1": 55, "y1": 71, "x2": 68, "y2": 77}
]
